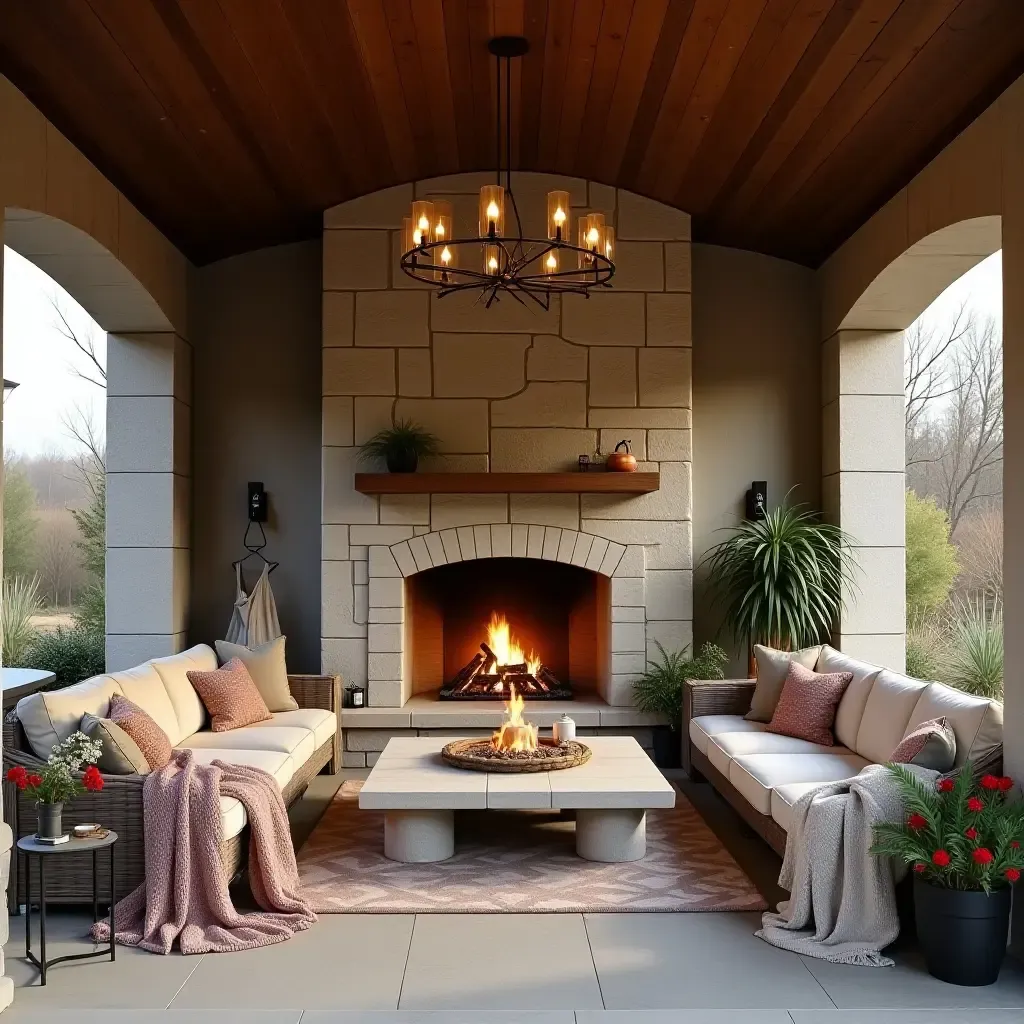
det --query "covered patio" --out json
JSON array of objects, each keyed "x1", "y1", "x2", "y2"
[{"x1": 1, "y1": 1, "x2": 1024, "y2": 1020}]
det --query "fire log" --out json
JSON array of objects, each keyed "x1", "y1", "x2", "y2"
[
  {"x1": 538, "y1": 667, "x2": 561, "y2": 691},
  {"x1": 454, "y1": 652, "x2": 486, "y2": 692},
  {"x1": 499, "y1": 662, "x2": 528, "y2": 674}
]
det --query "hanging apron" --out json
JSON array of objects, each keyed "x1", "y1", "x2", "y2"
[{"x1": 225, "y1": 562, "x2": 282, "y2": 648}]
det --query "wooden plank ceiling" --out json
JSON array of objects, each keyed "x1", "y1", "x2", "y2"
[{"x1": 2, "y1": 0, "x2": 1022, "y2": 266}]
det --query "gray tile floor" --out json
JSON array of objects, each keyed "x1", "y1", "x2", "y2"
[{"x1": 4, "y1": 774, "x2": 1024, "y2": 1024}]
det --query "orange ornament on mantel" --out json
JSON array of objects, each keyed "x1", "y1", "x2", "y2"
[{"x1": 606, "y1": 440, "x2": 637, "y2": 472}]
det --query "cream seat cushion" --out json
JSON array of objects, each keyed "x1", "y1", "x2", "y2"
[
  {"x1": 180, "y1": 725, "x2": 315, "y2": 765},
  {"x1": 184, "y1": 747, "x2": 295, "y2": 791},
  {"x1": 905, "y1": 683, "x2": 1003, "y2": 769},
  {"x1": 854, "y1": 669, "x2": 928, "y2": 764},
  {"x1": 220, "y1": 796, "x2": 247, "y2": 841},
  {"x1": 256, "y1": 709, "x2": 337, "y2": 750},
  {"x1": 108, "y1": 663, "x2": 179, "y2": 744},
  {"x1": 707, "y1": 730, "x2": 853, "y2": 778},
  {"x1": 729, "y1": 752, "x2": 869, "y2": 815},
  {"x1": 817, "y1": 645, "x2": 882, "y2": 749},
  {"x1": 771, "y1": 781, "x2": 828, "y2": 832},
  {"x1": 689, "y1": 715, "x2": 767, "y2": 756},
  {"x1": 149, "y1": 645, "x2": 217, "y2": 744},
  {"x1": 17, "y1": 675, "x2": 122, "y2": 758}
]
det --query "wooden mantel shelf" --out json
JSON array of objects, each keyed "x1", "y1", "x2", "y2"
[{"x1": 354, "y1": 472, "x2": 660, "y2": 495}]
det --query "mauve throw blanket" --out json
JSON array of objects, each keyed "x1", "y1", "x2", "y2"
[{"x1": 93, "y1": 749, "x2": 316, "y2": 954}]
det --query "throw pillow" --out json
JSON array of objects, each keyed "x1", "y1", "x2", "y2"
[
  {"x1": 81, "y1": 712, "x2": 151, "y2": 775},
  {"x1": 745, "y1": 644, "x2": 823, "y2": 722},
  {"x1": 766, "y1": 662, "x2": 854, "y2": 746},
  {"x1": 187, "y1": 658, "x2": 272, "y2": 733},
  {"x1": 890, "y1": 716, "x2": 957, "y2": 772},
  {"x1": 215, "y1": 636, "x2": 297, "y2": 712},
  {"x1": 107, "y1": 693, "x2": 172, "y2": 770}
]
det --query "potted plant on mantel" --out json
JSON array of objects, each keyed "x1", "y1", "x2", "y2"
[
  {"x1": 633, "y1": 641, "x2": 727, "y2": 767},
  {"x1": 6, "y1": 731, "x2": 104, "y2": 840},
  {"x1": 871, "y1": 763, "x2": 1024, "y2": 986},
  {"x1": 358, "y1": 419, "x2": 441, "y2": 474},
  {"x1": 701, "y1": 499, "x2": 856, "y2": 674}
]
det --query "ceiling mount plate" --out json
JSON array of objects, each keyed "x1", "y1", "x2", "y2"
[{"x1": 487, "y1": 35, "x2": 529, "y2": 59}]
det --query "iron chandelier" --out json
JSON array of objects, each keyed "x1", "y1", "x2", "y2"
[{"x1": 399, "y1": 36, "x2": 615, "y2": 310}]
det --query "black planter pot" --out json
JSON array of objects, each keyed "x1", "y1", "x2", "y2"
[
  {"x1": 651, "y1": 725, "x2": 681, "y2": 769},
  {"x1": 914, "y1": 877, "x2": 1011, "y2": 986},
  {"x1": 385, "y1": 449, "x2": 418, "y2": 473}
]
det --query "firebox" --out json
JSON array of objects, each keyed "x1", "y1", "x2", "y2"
[{"x1": 405, "y1": 558, "x2": 609, "y2": 700}]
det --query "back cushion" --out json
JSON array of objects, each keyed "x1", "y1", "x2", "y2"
[
  {"x1": 817, "y1": 645, "x2": 882, "y2": 749},
  {"x1": 149, "y1": 644, "x2": 217, "y2": 743},
  {"x1": 905, "y1": 683, "x2": 1003, "y2": 769},
  {"x1": 16, "y1": 674, "x2": 123, "y2": 759},
  {"x1": 109, "y1": 663, "x2": 180, "y2": 745},
  {"x1": 854, "y1": 669, "x2": 928, "y2": 764}
]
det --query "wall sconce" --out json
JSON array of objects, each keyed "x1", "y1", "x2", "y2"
[{"x1": 746, "y1": 481, "x2": 767, "y2": 521}]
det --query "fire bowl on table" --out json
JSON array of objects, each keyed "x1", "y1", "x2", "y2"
[{"x1": 441, "y1": 737, "x2": 591, "y2": 773}]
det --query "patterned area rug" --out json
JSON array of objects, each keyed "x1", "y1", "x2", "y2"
[{"x1": 296, "y1": 781, "x2": 767, "y2": 913}]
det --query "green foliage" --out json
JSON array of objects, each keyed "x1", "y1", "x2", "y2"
[
  {"x1": 70, "y1": 471, "x2": 105, "y2": 631},
  {"x1": 2, "y1": 462, "x2": 38, "y2": 580},
  {"x1": 24, "y1": 626, "x2": 105, "y2": 686},
  {"x1": 946, "y1": 596, "x2": 1003, "y2": 699},
  {"x1": 358, "y1": 419, "x2": 441, "y2": 466},
  {"x1": 632, "y1": 641, "x2": 728, "y2": 731},
  {"x1": 2, "y1": 574, "x2": 40, "y2": 666},
  {"x1": 906, "y1": 490, "x2": 959, "y2": 623},
  {"x1": 871, "y1": 763, "x2": 1024, "y2": 893},
  {"x1": 905, "y1": 618, "x2": 950, "y2": 681},
  {"x1": 702, "y1": 500, "x2": 856, "y2": 650}
]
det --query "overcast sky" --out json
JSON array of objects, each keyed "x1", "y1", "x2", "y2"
[{"x1": 0, "y1": 244, "x2": 1006, "y2": 459}]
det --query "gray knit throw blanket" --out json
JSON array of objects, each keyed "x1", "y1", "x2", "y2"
[
  {"x1": 757, "y1": 762, "x2": 936, "y2": 967},
  {"x1": 93, "y1": 749, "x2": 316, "y2": 954}
]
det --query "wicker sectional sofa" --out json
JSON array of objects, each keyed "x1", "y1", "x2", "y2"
[
  {"x1": 3, "y1": 644, "x2": 340, "y2": 909},
  {"x1": 683, "y1": 645, "x2": 1004, "y2": 856}
]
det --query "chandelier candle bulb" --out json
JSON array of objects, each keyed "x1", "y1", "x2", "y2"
[
  {"x1": 479, "y1": 184, "x2": 505, "y2": 238},
  {"x1": 410, "y1": 200, "x2": 435, "y2": 246},
  {"x1": 604, "y1": 226, "x2": 615, "y2": 261},
  {"x1": 547, "y1": 190, "x2": 571, "y2": 241},
  {"x1": 586, "y1": 212, "x2": 606, "y2": 253}
]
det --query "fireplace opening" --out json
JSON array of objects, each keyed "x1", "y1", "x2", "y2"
[{"x1": 405, "y1": 558, "x2": 609, "y2": 701}]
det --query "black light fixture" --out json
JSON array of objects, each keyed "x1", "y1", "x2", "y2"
[
  {"x1": 398, "y1": 36, "x2": 615, "y2": 309},
  {"x1": 3, "y1": 378, "x2": 20, "y2": 402},
  {"x1": 746, "y1": 481, "x2": 767, "y2": 521}
]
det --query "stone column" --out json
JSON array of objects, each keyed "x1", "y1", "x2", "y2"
[
  {"x1": 105, "y1": 332, "x2": 191, "y2": 669},
  {"x1": 821, "y1": 329, "x2": 906, "y2": 669}
]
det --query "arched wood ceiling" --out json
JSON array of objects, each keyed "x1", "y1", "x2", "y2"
[{"x1": 3, "y1": 0, "x2": 1022, "y2": 267}]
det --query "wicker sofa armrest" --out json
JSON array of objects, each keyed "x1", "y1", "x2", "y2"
[
  {"x1": 684, "y1": 678, "x2": 756, "y2": 720},
  {"x1": 287, "y1": 674, "x2": 341, "y2": 772}
]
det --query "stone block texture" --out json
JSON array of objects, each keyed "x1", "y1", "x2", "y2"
[{"x1": 322, "y1": 176, "x2": 692, "y2": 706}]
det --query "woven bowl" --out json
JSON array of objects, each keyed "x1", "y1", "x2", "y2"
[{"x1": 441, "y1": 737, "x2": 591, "y2": 773}]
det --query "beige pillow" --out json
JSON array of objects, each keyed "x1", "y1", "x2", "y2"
[
  {"x1": 215, "y1": 637, "x2": 297, "y2": 712},
  {"x1": 81, "y1": 712, "x2": 151, "y2": 775},
  {"x1": 745, "y1": 644, "x2": 823, "y2": 722}
]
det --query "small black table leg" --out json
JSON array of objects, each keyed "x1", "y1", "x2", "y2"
[
  {"x1": 109, "y1": 844, "x2": 115, "y2": 962},
  {"x1": 92, "y1": 849, "x2": 98, "y2": 924},
  {"x1": 23, "y1": 853, "x2": 30, "y2": 960},
  {"x1": 39, "y1": 856, "x2": 46, "y2": 986}
]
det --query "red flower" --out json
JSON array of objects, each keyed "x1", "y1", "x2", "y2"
[
  {"x1": 908, "y1": 812, "x2": 928, "y2": 831},
  {"x1": 937, "y1": 778, "x2": 955, "y2": 793},
  {"x1": 913, "y1": 862, "x2": 927, "y2": 874},
  {"x1": 973, "y1": 847, "x2": 995, "y2": 866},
  {"x1": 1012, "y1": 841, "x2": 1021, "y2": 850},
  {"x1": 965, "y1": 827, "x2": 978, "y2": 840},
  {"x1": 932, "y1": 849, "x2": 951, "y2": 867},
  {"x1": 967, "y1": 796, "x2": 985, "y2": 813},
  {"x1": 1007, "y1": 868, "x2": 1021, "y2": 883},
  {"x1": 981, "y1": 774, "x2": 1001, "y2": 791},
  {"x1": 999, "y1": 777, "x2": 1015, "y2": 792},
  {"x1": 25, "y1": 774, "x2": 42, "y2": 788},
  {"x1": 5, "y1": 766, "x2": 27, "y2": 791},
  {"x1": 82, "y1": 766, "x2": 104, "y2": 792}
]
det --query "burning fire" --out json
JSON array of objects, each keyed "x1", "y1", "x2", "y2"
[
  {"x1": 491, "y1": 683, "x2": 539, "y2": 753},
  {"x1": 486, "y1": 612, "x2": 541, "y2": 679}
]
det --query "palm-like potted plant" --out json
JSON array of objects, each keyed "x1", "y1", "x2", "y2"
[
  {"x1": 633, "y1": 642, "x2": 727, "y2": 766},
  {"x1": 871, "y1": 763, "x2": 1024, "y2": 985},
  {"x1": 702, "y1": 500, "x2": 856, "y2": 670},
  {"x1": 359, "y1": 419, "x2": 441, "y2": 473}
]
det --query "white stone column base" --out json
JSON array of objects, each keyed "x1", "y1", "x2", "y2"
[
  {"x1": 384, "y1": 810, "x2": 455, "y2": 863},
  {"x1": 575, "y1": 808, "x2": 646, "y2": 862}
]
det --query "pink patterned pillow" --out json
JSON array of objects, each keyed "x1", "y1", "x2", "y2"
[
  {"x1": 890, "y1": 716, "x2": 956, "y2": 771},
  {"x1": 187, "y1": 657, "x2": 272, "y2": 733},
  {"x1": 107, "y1": 693, "x2": 172, "y2": 770},
  {"x1": 766, "y1": 661, "x2": 853, "y2": 746}
]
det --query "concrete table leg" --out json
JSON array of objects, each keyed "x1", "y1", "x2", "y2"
[
  {"x1": 575, "y1": 808, "x2": 646, "y2": 862},
  {"x1": 384, "y1": 810, "x2": 455, "y2": 863}
]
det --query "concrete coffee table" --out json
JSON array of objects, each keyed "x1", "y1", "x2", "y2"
[{"x1": 358, "y1": 735, "x2": 675, "y2": 864}]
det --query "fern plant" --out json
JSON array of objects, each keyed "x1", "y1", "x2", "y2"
[
  {"x1": 871, "y1": 762, "x2": 1024, "y2": 893},
  {"x1": 358, "y1": 419, "x2": 440, "y2": 473},
  {"x1": 702, "y1": 500, "x2": 857, "y2": 651},
  {"x1": 632, "y1": 641, "x2": 728, "y2": 732}
]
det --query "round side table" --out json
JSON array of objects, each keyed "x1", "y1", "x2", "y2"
[{"x1": 17, "y1": 831, "x2": 117, "y2": 985}]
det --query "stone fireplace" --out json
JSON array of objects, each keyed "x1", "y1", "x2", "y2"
[{"x1": 320, "y1": 172, "x2": 692, "y2": 746}]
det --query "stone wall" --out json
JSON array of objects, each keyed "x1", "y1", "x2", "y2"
[{"x1": 321, "y1": 173, "x2": 693, "y2": 708}]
